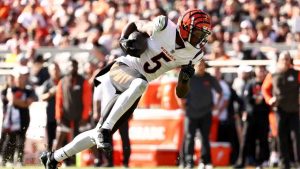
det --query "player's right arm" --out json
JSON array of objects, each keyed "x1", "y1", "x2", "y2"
[
  {"x1": 119, "y1": 20, "x2": 151, "y2": 57},
  {"x1": 176, "y1": 62, "x2": 195, "y2": 98}
]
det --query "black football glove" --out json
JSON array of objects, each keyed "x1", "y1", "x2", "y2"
[
  {"x1": 119, "y1": 38, "x2": 140, "y2": 57},
  {"x1": 179, "y1": 61, "x2": 195, "y2": 83}
]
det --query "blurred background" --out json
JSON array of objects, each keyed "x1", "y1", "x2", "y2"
[{"x1": 0, "y1": 0, "x2": 300, "y2": 168}]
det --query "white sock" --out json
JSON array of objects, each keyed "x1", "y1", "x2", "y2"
[
  {"x1": 102, "y1": 79, "x2": 147, "y2": 130},
  {"x1": 53, "y1": 129, "x2": 96, "y2": 162},
  {"x1": 54, "y1": 148, "x2": 69, "y2": 162}
]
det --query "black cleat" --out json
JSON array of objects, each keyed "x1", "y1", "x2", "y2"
[
  {"x1": 95, "y1": 128, "x2": 112, "y2": 152},
  {"x1": 40, "y1": 151, "x2": 59, "y2": 169}
]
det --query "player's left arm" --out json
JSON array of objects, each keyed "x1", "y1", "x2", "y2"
[{"x1": 176, "y1": 62, "x2": 195, "y2": 98}]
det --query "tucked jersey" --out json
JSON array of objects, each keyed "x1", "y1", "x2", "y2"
[{"x1": 116, "y1": 15, "x2": 204, "y2": 82}]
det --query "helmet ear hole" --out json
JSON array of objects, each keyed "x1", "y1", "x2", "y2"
[{"x1": 183, "y1": 24, "x2": 188, "y2": 30}]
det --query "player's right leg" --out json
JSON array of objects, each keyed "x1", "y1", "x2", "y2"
[{"x1": 93, "y1": 62, "x2": 148, "y2": 152}]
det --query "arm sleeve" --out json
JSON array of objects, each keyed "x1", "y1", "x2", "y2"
[
  {"x1": 262, "y1": 73, "x2": 273, "y2": 105},
  {"x1": 55, "y1": 81, "x2": 63, "y2": 120},
  {"x1": 82, "y1": 80, "x2": 92, "y2": 121}
]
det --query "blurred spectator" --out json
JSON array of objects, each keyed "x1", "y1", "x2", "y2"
[
  {"x1": 230, "y1": 38, "x2": 252, "y2": 60},
  {"x1": 51, "y1": 0, "x2": 72, "y2": 29},
  {"x1": 295, "y1": 44, "x2": 300, "y2": 59},
  {"x1": 0, "y1": 0, "x2": 299, "y2": 48},
  {"x1": 25, "y1": 45, "x2": 37, "y2": 63},
  {"x1": 90, "y1": 42, "x2": 109, "y2": 63},
  {"x1": 211, "y1": 67, "x2": 233, "y2": 146},
  {"x1": 17, "y1": 2, "x2": 47, "y2": 44},
  {"x1": 181, "y1": 60, "x2": 222, "y2": 169},
  {"x1": 41, "y1": 62, "x2": 61, "y2": 151},
  {"x1": 220, "y1": 0, "x2": 241, "y2": 33},
  {"x1": 0, "y1": 1, "x2": 10, "y2": 24},
  {"x1": 29, "y1": 54, "x2": 50, "y2": 87},
  {"x1": 273, "y1": 22, "x2": 290, "y2": 43},
  {"x1": 262, "y1": 51, "x2": 300, "y2": 169},
  {"x1": 226, "y1": 85, "x2": 245, "y2": 164},
  {"x1": 0, "y1": 75, "x2": 15, "y2": 163},
  {"x1": 267, "y1": 2, "x2": 280, "y2": 32},
  {"x1": 54, "y1": 59, "x2": 92, "y2": 165},
  {"x1": 235, "y1": 66, "x2": 270, "y2": 168},
  {"x1": 238, "y1": 20, "x2": 257, "y2": 43},
  {"x1": 247, "y1": 2, "x2": 264, "y2": 23},
  {"x1": 83, "y1": 61, "x2": 98, "y2": 85},
  {"x1": 206, "y1": 40, "x2": 230, "y2": 60},
  {"x1": 16, "y1": 53, "x2": 28, "y2": 66},
  {"x1": 212, "y1": 66, "x2": 242, "y2": 165},
  {"x1": 98, "y1": 17, "x2": 117, "y2": 51},
  {"x1": 82, "y1": 25, "x2": 104, "y2": 49},
  {"x1": 210, "y1": 24, "x2": 226, "y2": 43},
  {"x1": 232, "y1": 65, "x2": 253, "y2": 97},
  {"x1": 203, "y1": 0, "x2": 221, "y2": 26},
  {"x1": 69, "y1": 9, "x2": 90, "y2": 44},
  {"x1": 256, "y1": 22, "x2": 273, "y2": 44},
  {"x1": 2, "y1": 66, "x2": 36, "y2": 166},
  {"x1": 230, "y1": 37, "x2": 267, "y2": 60},
  {"x1": 5, "y1": 40, "x2": 22, "y2": 64}
]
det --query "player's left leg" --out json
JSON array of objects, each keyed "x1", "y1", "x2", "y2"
[
  {"x1": 40, "y1": 93, "x2": 120, "y2": 169},
  {"x1": 94, "y1": 62, "x2": 148, "y2": 151},
  {"x1": 40, "y1": 70, "x2": 118, "y2": 169}
]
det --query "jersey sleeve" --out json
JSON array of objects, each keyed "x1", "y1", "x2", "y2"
[{"x1": 152, "y1": 15, "x2": 168, "y2": 32}]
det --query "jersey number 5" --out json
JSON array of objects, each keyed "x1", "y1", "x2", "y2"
[{"x1": 143, "y1": 52, "x2": 171, "y2": 73}]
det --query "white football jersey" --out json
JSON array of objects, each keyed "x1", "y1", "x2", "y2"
[{"x1": 116, "y1": 15, "x2": 204, "y2": 82}]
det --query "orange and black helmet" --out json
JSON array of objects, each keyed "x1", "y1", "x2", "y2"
[{"x1": 178, "y1": 9, "x2": 212, "y2": 49}]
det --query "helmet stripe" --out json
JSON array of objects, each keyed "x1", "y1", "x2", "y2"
[{"x1": 188, "y1": 16, "x2": 195, "y2": 42}]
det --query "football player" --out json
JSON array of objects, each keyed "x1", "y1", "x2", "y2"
[{"x1": 40, "y1": 9, "x2": 211, "y2": 169}]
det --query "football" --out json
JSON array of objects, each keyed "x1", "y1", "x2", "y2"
[
  {"x1": 128, "y1": 31, "x2": 148, "y2": 46},
  {"x1": 122, "y1": 31, "x2": 148, "y2": 56}
]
